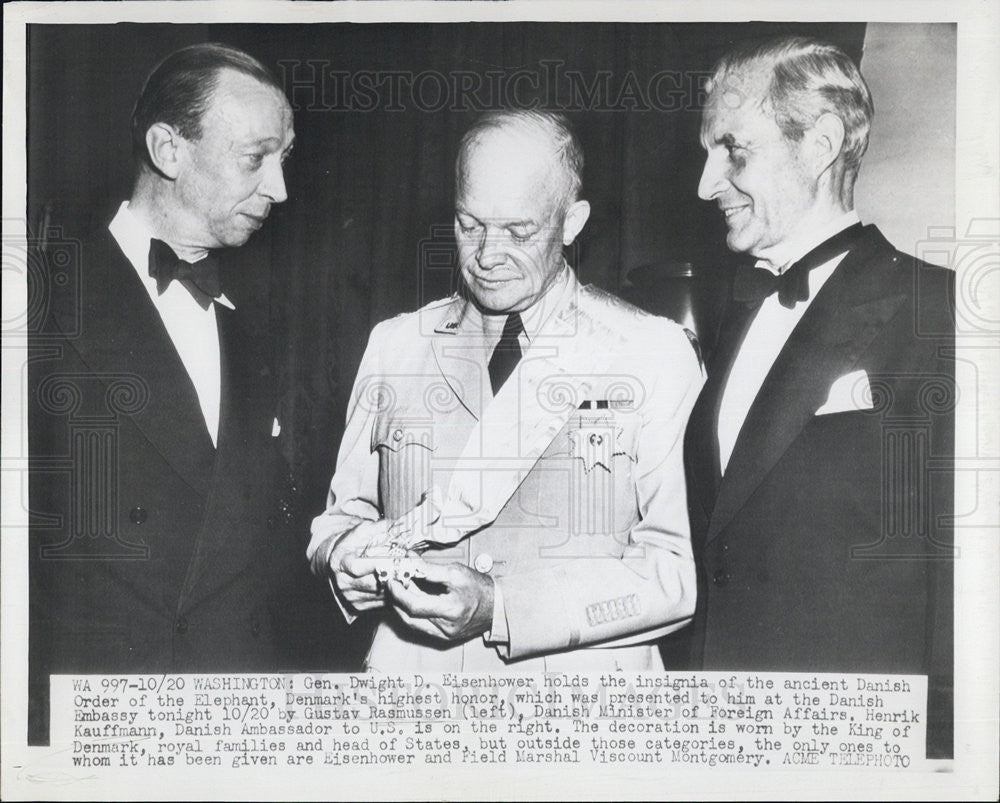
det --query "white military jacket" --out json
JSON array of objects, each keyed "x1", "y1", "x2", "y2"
[{"x1": 309, "y1": 269, "x2": 704, "y2": 672}]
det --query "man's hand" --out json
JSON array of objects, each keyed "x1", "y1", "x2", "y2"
[
  {"x1": 386, "y1": 559, "x2": 495, "y2": 642},
  {"x1": 326, "y1": 520, "x2": 392, "y2": 612}
]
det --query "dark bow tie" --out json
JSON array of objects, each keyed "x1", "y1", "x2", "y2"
[
  {"x1": 148, "y1": 238, "x2": 221, "y2": 310},
  {"x1": 733, "y1": 222, "x2": 865, "y2": 309}
]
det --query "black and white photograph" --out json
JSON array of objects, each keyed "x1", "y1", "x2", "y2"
[{"x1": 2, "y1": 1, "x2": 997, "y2": 800}]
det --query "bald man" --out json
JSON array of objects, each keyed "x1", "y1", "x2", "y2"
[{"x1": 309, "y1": 110, "x2": 704, "y2": 672}]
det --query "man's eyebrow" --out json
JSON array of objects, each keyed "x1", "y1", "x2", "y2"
[
  {"x1": 242, "y1": 135, "x2": 291, "y2": 149},
  {"x1": 454, "y1": 212, "x2": 538, "y2": 228}
]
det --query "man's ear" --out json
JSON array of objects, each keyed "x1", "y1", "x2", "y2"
[
  {"x1": 562, "y1": 199, "x2": 591, "y2": 246},
  {"x1": 144, "y1": 123, "x2": 184, "y2": 180},
  {"x1": 808, "y1": 112, "x2": 847, "y2": 177}
]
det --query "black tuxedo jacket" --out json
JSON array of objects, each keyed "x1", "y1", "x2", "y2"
[
  {"x1": 666, "y1": 225, "x2": 954, "y2": 757},
  {"x1": 28, "y1": 226, "x2": 289, "y2": 743}
]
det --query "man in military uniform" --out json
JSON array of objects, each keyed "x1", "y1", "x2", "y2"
[{"x1": 309, "y1": 110, "x2": 703, "y2": 672}]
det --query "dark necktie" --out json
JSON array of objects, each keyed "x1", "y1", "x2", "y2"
[
  {"x1": 148, "y1": 238, "x2": 221, "y2": 310},
  {"x1": 732, "y1": 222, "x2": 865, "y2": 309},
  {"x1": 488, "y1": 312, "x2": 524, "y2": 395}
]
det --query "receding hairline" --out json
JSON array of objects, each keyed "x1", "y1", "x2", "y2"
[
  {"x1": 455, "y1": 117, "x2": 582, "y2": 207},
  {"x1": 194, "y1": 66, "x2": 290, "y2": 118},
  {"x1": 699, "y1": 68, "x2": 773, "y2": 137},
  {"x1": 212, "y1": 64, "x2": 287, "y2": 94},
  {"x1": 699, "y1": 36, "x2": 875, "y2": 205},
  {"x1": 132, "y1": 43, "x2": 285, "y2": 144}
]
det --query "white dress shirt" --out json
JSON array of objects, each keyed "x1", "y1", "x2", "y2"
[
  {"x1": 108, "y1": 201, "x2": 235, "y2": 447},
  {"x1": 718, "y1": 210, "x2": 861, "y2": 473}
]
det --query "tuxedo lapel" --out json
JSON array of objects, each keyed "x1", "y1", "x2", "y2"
[
  {"x1": 57, "y1": 231, "x2": 215, "y2": 497},
  {"x1": 707, "y1": 226, "x2": 907, "y2": 542},
  {"x1": 180, "y1": 301, "x2": 273, "y2": 605}
]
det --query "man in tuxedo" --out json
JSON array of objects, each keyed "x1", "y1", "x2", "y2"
[
  {"x1": 28, "y1": 43, "x2": 295, "y2": 742},
  {"x1": 676, "y1": 36, "x2": 954, "y2": 756},
  {"x1": 308, "y1": 110, "x2": 703, "y2": 672}
]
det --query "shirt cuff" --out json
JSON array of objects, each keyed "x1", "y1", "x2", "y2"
[
  {"x1": 482, "y1": 579, "x2": 509, "y2": 645},
  {"x1": 318, "y1": 533, "x2": 358, "y2": 625}
]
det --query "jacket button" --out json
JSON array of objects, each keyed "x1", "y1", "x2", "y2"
[
  {"x1": 473, "y1": 553, "x2": 494, "y2": 574},
  {"x1": 266, "y1": 516, "x2": 276, "y2": 531},
  {"x1": 713, "y1": 569, "x2": 730, "y2": 587},
  {"x1": 129, "y1": 506, "x2": 148, "y2": 524},
  {"x1": 175, "y1": 616, "x2": 188, "y2": 634}
]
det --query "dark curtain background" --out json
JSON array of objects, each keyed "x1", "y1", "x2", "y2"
[{"x1": 27, "y1": 22, "x2": 865, "y2": 668}]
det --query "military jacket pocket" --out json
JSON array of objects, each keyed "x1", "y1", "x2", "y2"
[{"x1": 372, "y1": 420, "x2": 435, "y2": 521}]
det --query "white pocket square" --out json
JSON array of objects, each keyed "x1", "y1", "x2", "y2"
[
  {"x1": 271, "y1": 417, "x2": 281, "y2": 437},
  {"x1": 815, "y1": 369, "x2": 873, "y2": 415}
]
